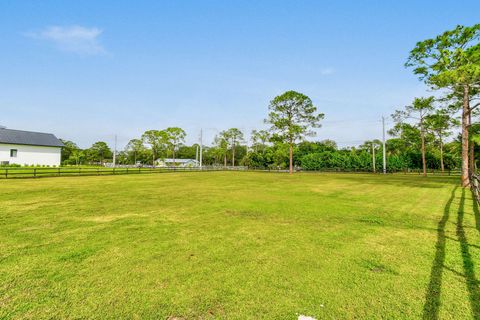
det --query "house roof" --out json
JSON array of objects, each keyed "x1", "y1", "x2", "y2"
[{"x1": 0, "y1": 128, "x2": 64, "y2": 147}]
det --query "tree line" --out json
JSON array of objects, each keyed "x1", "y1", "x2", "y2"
[
  {"x1": 60, "y1": 24, "x2": 479, "y2": 185},
  {"x1": 60, "y1": 98, "x2": 473, "y2": 174}
]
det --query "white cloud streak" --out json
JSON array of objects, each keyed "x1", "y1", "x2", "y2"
[
  {"x1": 26, "y1": 25, "x2": 106, "y2": 55},
  {"x1": 320, "y1": 68, "x2": 335, "y2": 75}
]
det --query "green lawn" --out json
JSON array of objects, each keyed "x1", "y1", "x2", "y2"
[{"x1": 0, "y1": 172, "x2": 479, "y2": 319}]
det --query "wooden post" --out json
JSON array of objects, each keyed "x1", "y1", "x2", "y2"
[{"x1": 34, "y1": 168, "x2": 37, "y2": 178}]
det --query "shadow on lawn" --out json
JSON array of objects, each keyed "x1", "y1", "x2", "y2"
[
  {"x1": 456, "y1": 189, "x2": 480, "y2": 319},
  {"x1": 423, "y1": 187, "x2": 480, "y2": 320},
  {"x1": 325, "y1": 174, "x2": 458, "y2": 189},
  {"x1": 422, "y1": 186, "x2": 456, "y2": 319}
]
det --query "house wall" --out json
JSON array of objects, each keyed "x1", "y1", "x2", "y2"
[{"x1": 0, "y1": 144, "x2": 61, "y2": 166}]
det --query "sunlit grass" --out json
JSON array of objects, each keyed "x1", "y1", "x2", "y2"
[{"x1": 0, "y1": 172, "x2": 478, "y2": 319}]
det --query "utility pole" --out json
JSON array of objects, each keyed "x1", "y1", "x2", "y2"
[
  {"x1": 372, "y1": 143, "x2": 376, "y2": 173},
  {"x1": 199, "y1": 129, "x2": 203, "y2": 169},
  {"x1": 382, "y1": 116, "x2": 386, "y2": 174},
  {"x1": 113, "y1": 134, "x2": 117, "y2": 168},
  {"x1": 195, "y1": 144, "x2": 199, "y2": 162}
]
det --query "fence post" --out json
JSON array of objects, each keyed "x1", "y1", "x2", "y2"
[
  {"x1": 34, "y1": 168, "x2": 37, "y2": 178},
  {"x1": 5, "y1": 169, "x2": 7, "y2": 179},
  {"x1": 58, "y1": 167, "x2": 61, "y2": 176},
  {"x1": 113, "y1": 167, "x2": 116, "y2": 175}
]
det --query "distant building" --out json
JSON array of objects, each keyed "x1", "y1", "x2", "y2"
[
  {"x1": 156, "y1": 158, "x2": 199, "y2": 167},
  {"x1": 0, "y1": 128, "x2": 64, "y2": 166}
]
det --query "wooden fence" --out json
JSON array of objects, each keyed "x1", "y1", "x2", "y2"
[
  {"x1": 0, "y1": 165, "x2": 462, "y2": 180},
  {"x1": 0, "y1": 166, "x2": 230, "y2": 179},
  {"x1": 472, "y1": 174, "x2": 480, "y2": 204}
]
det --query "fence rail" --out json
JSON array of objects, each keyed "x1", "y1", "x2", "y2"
[
  {"x1": 250, "y1": 167, "x2": 462, "y2": 175},
  {"x1": 472, "y1": 174, "x2": 480, "y2": 204},
  {"x1": 0, "y1": 166, "x2": 231, "y2": 179},
  {"x1": 0, "y1": 165, "x2": 462, "y2": 179}
]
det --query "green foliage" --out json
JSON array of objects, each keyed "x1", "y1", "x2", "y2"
[
  {"x1": 223, "y1": 128, "x2": 244, "y2": 145},
  {"x1": 250, "y1": 129, "x2": 270, "y2": 153},
  {"x1": 0, "y1": 163, "x2": 21, "y2": 168},
  {"x1": 177, "y1": 144, "x2": 199, "y2": 160},
  {"x1": 265, "y1": 90, "x2": 324, "y2": 172},
  {"x1": 406, "y1": 24, "x2": 480, "y2": 182},
  {"x1": 141, "y1": 130, "x2": 168, "y2": 164},
  {"x1": 85, "y1": 141, "x2": 112, "y2": 164},
  {"x1": 125, "y1": 139, "x2": 146, "y2": 164},
  {"x1": 223, "y1": 128, "x2": 244, "y2": 166},
  {"x1": 300, "y1": 150, "x2": 375, "y2": 171},
  {"x1": 164, "y1": 127, "x2": 186, "y2": 159},
  {"x1": 60, "y1": 139, "x2": 79, "y2": 162},
  {"x1": 266, "y1": 91, "x2": 324, "y2": 144},
  {"x1": 213, "y1": 132, "x2": 229, "y2": 165},
  {"x1": 406, "y1": 24, "x2": 480, "y2": 89}
]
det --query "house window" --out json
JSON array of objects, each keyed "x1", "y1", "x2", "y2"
[{"x1": 10, "y1": 149, "x2": 17, "y2": 157}]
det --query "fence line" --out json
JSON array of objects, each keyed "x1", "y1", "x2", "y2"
[
  {"x1": 0, "y1": 165, "x2": 462, "y2": 180},
  {"x1": 250, "y1": 167, "x2": 461, "y2": 175},
  {"x1": 0, "y1": 166, "x2": 230, "y2": 179},
  {"x1": 472, "y1": 174, "x2": 480, "y2": 204}
]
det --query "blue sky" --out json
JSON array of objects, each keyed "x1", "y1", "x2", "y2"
[{"x1": 1, "y1": 1, "x2": 479, "y2": 149}]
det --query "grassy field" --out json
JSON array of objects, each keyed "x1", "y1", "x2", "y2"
[{"x1": 0, "y1": 172, "x2": 478, "y2": 319}]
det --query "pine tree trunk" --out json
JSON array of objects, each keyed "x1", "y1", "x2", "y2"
[
  {"x1": 421, "y1": 123, "x2": 427, "y2": 177},
  {"x1": 470, "y1": 139, "x2": 475, "y2": 174},
  {"x1": 289, "y1": 144, "x2": 293, "y2": 175},
  {"x1": 462, "y1": 85, "x2": 470, "y2": 187},
  {"x1": 232, "y1": 140, "x2": 235, "y2": 167},
  {"x1": 440, "y1": 139, "x2": 444, "y2": 173},
  {"x1": 372, "y1": 144, "x2": 376, "y2": 173},
  {"x1": 469, "y1": 111, "x2": 475, "y2": 176},
  {"x1": 224, "y1": 154, "x2": 227, "y2": 167}
]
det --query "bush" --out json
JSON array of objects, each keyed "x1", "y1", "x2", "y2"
[{"x1": 0, "y1": 163, "x2": 21, "y2": 168}]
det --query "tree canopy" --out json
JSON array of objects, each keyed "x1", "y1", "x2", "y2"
[{"x1": 265, "y1": 91, "x2": 324, "y2": 174}]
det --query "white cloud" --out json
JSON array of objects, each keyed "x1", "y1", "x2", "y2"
[
  {"x1": 320, "y1": 68, "x2": 335, "y2": 75},
  {"x1": 26, "y1": 25, "x2": 106, "y2": 55}
]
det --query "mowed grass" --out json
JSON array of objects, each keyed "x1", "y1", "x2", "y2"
[{"x1": 0, "y1": 172, "x2": 479, "y2": 319}]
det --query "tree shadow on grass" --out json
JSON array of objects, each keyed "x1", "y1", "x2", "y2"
[
  {"x1": 324, "y1": 174, "x2": 458, "y2": 189},
  {"x1": 422, "y1": 186, "x2": 457, "y2": 320},
  {"x1": 423, "y1": 187, "x2": 480, "y2": 319},
  {"x1": 456, "y1": 189, "x2": 480, "y2": 319}
]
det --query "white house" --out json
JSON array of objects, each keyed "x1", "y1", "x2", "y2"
[
  {"x1": 0, "y1": 128, "x2": 64, "y2": 166},
  {"x1": 156, "y1": 158, "x2": 199, "y2": 167}
]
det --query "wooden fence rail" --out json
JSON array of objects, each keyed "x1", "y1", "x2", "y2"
[
  {"x1": 0, "y1": 166, "x2": 463, "y2": 180},
  {"x1": 472, "y1": 174, "x2": 480, "y2": 204},
  {"x1": 0, "y1": 166, "x2": 230, "y2": 179}
]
